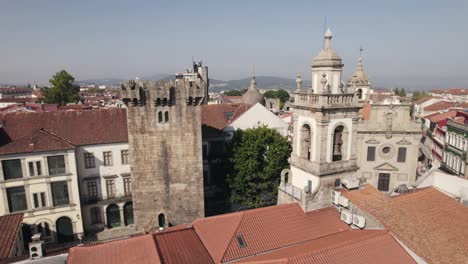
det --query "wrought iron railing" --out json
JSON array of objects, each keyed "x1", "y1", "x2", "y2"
[{"x1": 279, "y1": 184, "x2": 302, "y2": 201}]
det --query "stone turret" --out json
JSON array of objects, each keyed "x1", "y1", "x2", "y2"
[
  {"x1": 121, "y1": 62, "x2": 207, "y2": 230},
  {"x1": 347, "y1": 50, "x2": 372, "y2": 101}
]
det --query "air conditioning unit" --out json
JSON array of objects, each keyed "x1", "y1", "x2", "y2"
[
  {"x1": 339, "y1": 196, "x2": 349, "y2": 208},
  {"x1": 331, "y1": 190, "x2": 341, "y2": 205},
  {"x1": 340, "y1": 210, "x2": 353, "y2": 225},
  {"x1": 341, "y1": 177, "x2": 360, "y2": 190},
  {"x1": 353, "y1": 215, "x2": 366, "y2": 229}
]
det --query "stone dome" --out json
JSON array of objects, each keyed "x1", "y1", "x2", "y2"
[
  {"x1": 312, "y1": 29, "x2": 343, "y2": 68},
  {"x1": 242, "y1": 77, "x2": 265, "y2": 106}
]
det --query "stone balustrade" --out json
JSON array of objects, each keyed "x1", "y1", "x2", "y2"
[{"x1": 293, "y1": 92, "x2": 358, "y2": 108}]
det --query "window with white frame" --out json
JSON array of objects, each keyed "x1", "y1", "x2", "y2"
[
  {"x1": 103, "y1": 151, "x2": 113, "y2": 166},
  {"x1": 33, "y1": 192, "x2": 47, "y2": 208},
  {"x1": 28, "y1": 161, "x2": 42, "y2": 176},
  {"x1": 84, "y1": 153, "x2": 95, "y2": 168}
]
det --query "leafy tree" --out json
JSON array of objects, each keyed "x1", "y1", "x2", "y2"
[
  {"x1": 400, "y1": 88, "x2": 406, "y2": 97},
  {"x1": 411, "y1": 91, "x2": 430, "y2": 102},
  {"x1": 43, "y1": 70, "x2": 80, "y2": 106},
  {"x1": 226, "y1": 126, "x2": 291, "y2": 209},
  {"x1": 394, "y1": 88, "x2": 400, "y2": 96},
  {"x1": 263, "y1": 89, "x2": 290, "y2": 108},
  {"x1": 224, "y1": 90, "x2": 243, "y2": 96}
]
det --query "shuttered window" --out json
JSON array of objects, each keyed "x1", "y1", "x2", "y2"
[
  {"x1": 367, "y1": 146, "x2": 376, "y2": 161},
  {"x1": 397, "y1": 147, "x2": 407, "y2": 162}
]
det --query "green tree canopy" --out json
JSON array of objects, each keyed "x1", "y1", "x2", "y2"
[
  {"x1": 43, "y1": 70, "x2": 80, "y2": 106},
  {"x1": 224, "y1": 90, "x2": 243, "y2": 96},
  {"x1": 263, "y1": 89, "x2": 290, "y2": 103},
  {"x1": 226, "y1": 126, "x2": 291, "y2": 209}
]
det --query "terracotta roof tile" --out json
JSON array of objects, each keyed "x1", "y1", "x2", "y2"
[
  {"x1": 67, "y1": 234, "x2": 161, "y2": 264},
  {"x1": 0, "y1": 129, "x2": 75, "y2": 155},
  {"x1": 341, "y1": 185, "x2": 468, "y2": 264},
  {"x1": 0, "y1": 214, "x2": 24, "y2": 260},
  {"x1": 424, "y1": 101, "x2": 468, "y2": 111},
  {"x1": 194, "y1": 204, "x2": 349, "y2": 263},
  {"x1": 201, "y1": 103, "x2": 252, "y2": 130},
  {"x1": 154, "y1": 227, "x2": 214, "y2": 264},
  {"x1": 424, "y1": 110, "x2": 459, "y2": 123},
  {"x1": 239, "y1": 230, "x2": 416, "y2": 264},
  {"x1": 0, "y1": 108, "x2": 128, "y2": 149}
]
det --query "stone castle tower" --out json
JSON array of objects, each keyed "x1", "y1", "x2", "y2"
[
  {"x1": 278, "y1": 29, "x2": 362, "y2": 211},
  {"x1": 121, "y1": 62, "x2": 208, "y2": 230}
]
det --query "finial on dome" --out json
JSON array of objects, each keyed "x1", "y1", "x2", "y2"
[{"x1": 324, "y1": 28, "x2": 333, "y2": 50}]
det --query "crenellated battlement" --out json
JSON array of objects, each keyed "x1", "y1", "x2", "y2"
[{"x1": 121, "y1": 61, "x2": 208, "y2": 107}]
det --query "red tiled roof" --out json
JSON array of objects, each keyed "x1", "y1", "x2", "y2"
[
  {"x1": 67, "y1": 234, "x2": 161, "y2": 264},
  {"x1": 201, "y1": 103, "x2": 252, "y2": 130},
  {"x1": 0, "y1": 214, "x2": 24, "y2": 260},
  {"x1": 341, "y1": 185, "x2": 468, "y2": 264},
  {"x1": 0, "y1": 98, "x2": 34, "y2": 103},
  {"x1": 0, "y1": 129, "x2": 75, "y2": 155},
  {"x1": 432, "y1": 88, "x2": 468, "y2": 96},
  {"x1": 0, "y1": 108, "x2": 128, "y2": 149},
  {"x1": 424, "y1": 110, "x2": 459, "y2": 123},
  {"x1": 193, "y1": 204, "x2": 349, "y2": 263},
  {"x1": 60, "y1": 105, "x2": 92, "y2": 110},
  {"x1": 424, "y1": 101, "x2": 468, "y2": 111},
  {"x1": 239, "y1": 230, "x2": 416, "y2": 264},
  {"x1": 154, "y1": 227, "x2": 214, "y2": 264},
  {"x1": 361, "y1": 103, "x2": 371, "y2": 120}
]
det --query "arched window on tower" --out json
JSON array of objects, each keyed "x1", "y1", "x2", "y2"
[
  {"x1": 356, "y1": 89, "x2": 363, "y2": 99},
  {"x1": 158, "y1": 213, "x2": 165, "y2": 228},
  {"x1": 158, "y1": 111, "x2": 163, "y2": 123},
  {"x1": 165, "y1": 111, "x2": 169, "y2": 123},
  {"x1": 300, "y1": 124, "x2": 311, "y2": 160},
  {"x1": 332, "y1": 125, "x2": 346, "y2": 161}
]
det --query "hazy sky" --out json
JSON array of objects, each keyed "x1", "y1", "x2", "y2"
[{"x1": 1, "y1": 0, "x2": 467, "y2": 89}]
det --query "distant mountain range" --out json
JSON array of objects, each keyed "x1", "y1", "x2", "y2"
[{"x1": 75, "y1": 75, "x2": 310, "y2": 92}]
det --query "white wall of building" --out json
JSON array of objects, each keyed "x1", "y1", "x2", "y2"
[{"x1": 225, "y1": 103, "x2": 289, "y2": 137}]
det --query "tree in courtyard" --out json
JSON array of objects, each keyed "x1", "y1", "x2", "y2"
[
  {"x1": 224, "y1": 90, "x2": 243, "y2": 96},
  {"x1": 226, "y1": 126, "x2": 291, "y2": 209},
  {"x1": 43, "y1": 70, "x2": 80, "y2": 106},
  {"x1": 263, "y1": 89, "x2": 290, "y2": 108}
]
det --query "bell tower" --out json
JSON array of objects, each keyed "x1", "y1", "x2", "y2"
[
  {"x1": 121, "y1": 62, "x2": 207, "y2": 230},
  {"x1": 278, "y1": 30, "x2": 362, "y2": 211}
]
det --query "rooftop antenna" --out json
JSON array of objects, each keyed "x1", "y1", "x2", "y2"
[{"x1": 323, "y1": 16, "x2": 327, "y2": 49}]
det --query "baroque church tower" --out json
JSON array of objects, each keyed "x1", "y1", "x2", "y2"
[
  {"x1": 278, "y1": 29, "x2": 362, "y2": 211},
  {"x1": 121, "y1": 62, "x2": 208, "y2": 230}
]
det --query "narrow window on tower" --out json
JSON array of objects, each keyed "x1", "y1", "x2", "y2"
[
  {"x1": 158, "y1": 111, "x2": 163, "y2": 123},
  {"x1": 165, "y1": 111, "x2": 169, "y2": 123}
]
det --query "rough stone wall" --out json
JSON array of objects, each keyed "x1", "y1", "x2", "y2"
[{"x1": 122, "y1": 76, "x2": 205, "y2": 231}]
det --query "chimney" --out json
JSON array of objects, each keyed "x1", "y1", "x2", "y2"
[{"x1": 29, "y1": 233, "x2": 44, "y2": 259}]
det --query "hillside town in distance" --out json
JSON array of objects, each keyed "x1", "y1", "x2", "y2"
[{"x1": 1, "y1": 2, "x2": 468, "y2": 264}]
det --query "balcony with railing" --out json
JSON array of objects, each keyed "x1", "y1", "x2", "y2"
[
  {"x1": 81, "y1": 193, "x2": 132, "y2": 206},
  {"x1": 278, "y1": 183, "x2": 302, "y2": 201},
  {"x1": 293, "y1": 92, "x2": 359, "y2": 109}
]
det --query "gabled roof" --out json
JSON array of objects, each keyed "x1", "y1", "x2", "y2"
[
  {"x1": 424, "y1": 110, "x2": 459, "y2": 123},
  {"x1": 341, "y1": 185, "x2": 468, "y2": 264},
  {"x1": 67, "y1": 234, "x2": 160, "y2": 264},
  {"x1": 424, "y1": 101, "x2": 468, "y2": 111},
  {"x1": 0, "y1": 214, "x2": 24, "y2": 260},
  {"x1": 0, "y1": 108, "x2": 128, "y2": 149},
  {"x1": 193, "y1": 204, "x2": 349, "y2": 263},
  {"x1": 0, "y1": 129, "x2": 75, "y2": 155},
  {"x1": 154, "y1": 226, "x2": 213, "y2": 264},
  {"x1": 201, "y1": 103, "x2": 252, "y2": 130},
  {"x1": 238, "y1": 230, "x2": 416, "y2": 264}
]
